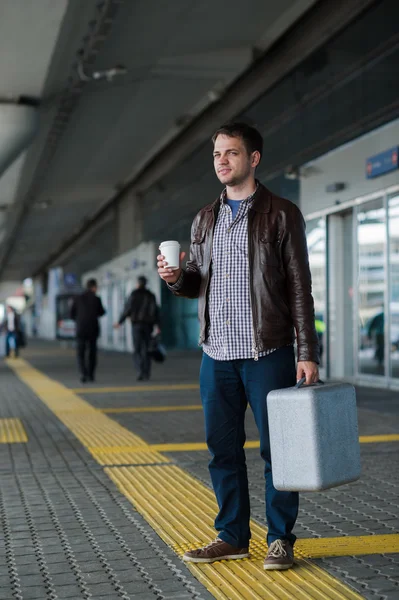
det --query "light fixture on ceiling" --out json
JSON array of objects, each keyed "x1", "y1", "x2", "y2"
[
  {"x1": 326, "y1": 182, "x2": 346, "y2": 193},
  {"x1": 207, "y1": 81, "x2": 226, "y2": 103},
  {"x1": 77, "y1": 61, "x2": 128, "y2": 83},
  {"x1": 284, "y1": 165, "x2": 321, "y2": 180},
  {"x1": 33, "y1": 200, "x2": 52, "y2": 210},
  {"x1": 207, "y1": 89, "x2": 222, "y2": 102}
]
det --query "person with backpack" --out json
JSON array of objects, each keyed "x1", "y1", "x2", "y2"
[{"x1": 114, "y1": 276, "x2": 160, "y2": 381}]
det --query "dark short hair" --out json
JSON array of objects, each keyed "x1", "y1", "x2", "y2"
[
  {"x1": 86, "y1": 278, "x2": 97, "y2": 289},
  {"x1": 138, "y1": 275, "x2": 147, "y2": 287},
  {"x1": 212, "y1": 122, "x2": 263, "y2": 159}
]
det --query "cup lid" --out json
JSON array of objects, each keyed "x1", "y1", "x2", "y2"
[{"x1": 159, "y1": 240, "x2": 180, "y2": 246}]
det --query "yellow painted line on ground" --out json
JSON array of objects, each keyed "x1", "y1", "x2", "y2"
[
  {"x1": 71, "y1": 383, "x2": 200, "y2": 394},
  {"x1": 359, "y1": 434, "x2": 399, "y2": 443},
  {"x1": 23, "y1": 349, "x2": 74, "y2": 358},
  {"x1": 296, "y1": 534, "x2": 399, "y2": 558},
  {"x1": 87, "y1": 433, "x2": 399, "y2": 454},
  {"x1": 100, "y1": 404, "x2": 203, "y2": 414},
  {"x1": 93, "y1": 406, "x2": 399, "y2": 445},
  {"x1": 8, "y1": 357, "x2": 396, "y2": 599},
  {"x1": 0, "y1": 418, "x2": 28, "y2": 443}
]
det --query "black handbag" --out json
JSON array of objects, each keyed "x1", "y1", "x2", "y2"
[{"x1": 148, "y1": 334, "x2": 166, "y2": 363}]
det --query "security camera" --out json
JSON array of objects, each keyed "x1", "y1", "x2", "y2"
[{"x1": 284, "y1": 165, "x2": 300, "y2": 180}]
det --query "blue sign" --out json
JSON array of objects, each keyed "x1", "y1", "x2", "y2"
[
  {"x1": 64, "y1": 273, "x2": 77, "y2": 287},
  {"x1": 366, "y1": 146, "x2": 398, "y2": 179}
]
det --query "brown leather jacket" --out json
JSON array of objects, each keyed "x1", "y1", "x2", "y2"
[{"x1": 170, "y1": 184, "x2": 319, "y2": 363}]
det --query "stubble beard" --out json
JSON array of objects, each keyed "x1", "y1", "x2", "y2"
[{"x1": 218, "y1": 166, "x2": 252, "y2": 188}]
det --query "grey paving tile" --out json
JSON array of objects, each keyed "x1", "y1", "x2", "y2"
[
  {"x1": 0, "y1": 577, "x2": 11, "y2": 589},
  {"x1": 56, "y1": 585, "x2": 86, "y2": 598},
  {"x1": 86, "y1": 582, "x2": 123, "y2": 595},
  {"x1": 125, "y1": 595, "x2": 161, "y2": 600},
  {"x1": 19, "y1": 586, "x2": 49, "y2": 599},
  {"x1": 48, "y1": 562, "x2": 75, "y2": 575},
  {"x1": 122, "y1": 581, "x2": 158, "y2": 594},
  {"x1": 383, "y1": 592, "x2": 399, "y2": 600},
  {"x1": 50, "y1": 572, "x2": 83, "y2": 586},
  {"x1": 84, "y1": 570, "x2": 115, "y2": 584},
  {"x1": 18, "y1": 574, "x2": 47, "y2": 588},
  {"x1": 44, "y1": 552, "x2": 69, "y2": 564}
]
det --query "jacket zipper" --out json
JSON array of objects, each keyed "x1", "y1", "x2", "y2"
[{"x1": 198, "y1": 211, "x2": 215, "y2": 345}]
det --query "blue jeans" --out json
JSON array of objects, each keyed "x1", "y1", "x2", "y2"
[
  {"x1": 6, "y1": 332, "x2": 18, "y2": 357},
  {"x1": 200, "y1": 346, "x2": 298, "y2": 547}
]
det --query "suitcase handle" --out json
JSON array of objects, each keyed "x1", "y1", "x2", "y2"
[{"x1": 295, "y1": 377, "x2": 325, "y2": 388}]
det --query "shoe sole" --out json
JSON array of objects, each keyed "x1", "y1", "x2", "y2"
[
  {"x1": 183, "y1": 553, "x2": 250, "y2": 563},
  {"x1": 264, "y1": 563, "x2": 294, "y2": 570}
]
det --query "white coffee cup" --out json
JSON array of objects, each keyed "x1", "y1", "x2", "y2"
[{"x1": 159, "y1": 240, "x2": 180, "y2": 270}]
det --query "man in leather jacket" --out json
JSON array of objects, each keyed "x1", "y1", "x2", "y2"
[
  {"x1": 115, "y1": 276, "x2": 160, "y2": 381},
  {"x1": 158, "y1": 122, "x2": 319, "y2": 570}
]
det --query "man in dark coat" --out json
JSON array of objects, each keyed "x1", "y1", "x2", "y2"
[
  {"x1": 71, "y1": 279, "x2": 106, "y2": 383},
  {"x1": 114, "y1": 276, "x2": 160, "y2": 381}
]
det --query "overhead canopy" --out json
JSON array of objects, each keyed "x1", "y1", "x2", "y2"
[
  {"x1": 0, "y1": 103, "x2": 39, "y2": 178},
  {"x1": 0, "y1": 0, "x2": 318, "y2": 280}
]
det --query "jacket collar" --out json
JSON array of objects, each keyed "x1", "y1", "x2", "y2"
[{"x1": 206, "y1": 182, "x2": 272, "y2": 213}]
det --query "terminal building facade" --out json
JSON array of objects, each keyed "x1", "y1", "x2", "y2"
[{"x1": 302, "y1": 118, "x2": 399, "y2": 388}]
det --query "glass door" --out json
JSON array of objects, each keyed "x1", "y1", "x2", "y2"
[
  {"x1": 306, "y1": 217, "x2": 327, "y2": 374},
  {"x1": 388, "y1": 192, "x2": 399, "y2": 380},
  {"x1": 356, "y1": 197, "x2": 386, "y2": 378}
]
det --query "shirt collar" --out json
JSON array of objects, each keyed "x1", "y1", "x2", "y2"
[{"x1": 220, "y1": 180, "x2": 259, "y2": 206}]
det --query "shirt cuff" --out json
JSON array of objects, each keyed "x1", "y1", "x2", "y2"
[{"x1": 167, "y1": 271, "x2": 184, "y2": 291}]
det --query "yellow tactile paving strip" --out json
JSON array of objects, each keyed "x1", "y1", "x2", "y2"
[
  {"x1": 0, "y1": 418, "x2": 28, "y2": 443},
  {"x1": 6, "y1": 359, "x2": 168, "y2": 466},
  {"x1": 8, "y1": 357, "x2": 398, "y2": 599},
  {"x1": 106, "y1": 465, "x2": 367, "y2": 599}
]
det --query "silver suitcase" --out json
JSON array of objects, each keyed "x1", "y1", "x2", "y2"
[{"x1": 267, "y1": 379, "x2": 361, "y2": 491}]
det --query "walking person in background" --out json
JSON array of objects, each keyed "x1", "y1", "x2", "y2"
[
  {"x1": 71, "y1": 278, "x2": 106, "y2": 383},
  {"x1": 114, "y1": 276, "x2": 160, "y2": 381},
  {"x1": 1, "y1": 305, "x2": 21, "y2": 358},
  {"x1": 158, "y1": 122, "x2": 319, "y2": 570}
]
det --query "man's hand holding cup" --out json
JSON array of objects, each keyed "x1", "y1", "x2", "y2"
[{"x1": 157, "y1": 240, "x2": 185, "y2": 285}]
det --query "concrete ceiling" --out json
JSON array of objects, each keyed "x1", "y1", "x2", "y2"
[
  {"x1": 0, "y1": 0, "x2": 69, "y2": 231},
  {"x1": 0, "y1": 0, "x2": 317, "y2": 281},
  {"x1": 0, "y1": 0, "x2": 69, "y2": 98}
]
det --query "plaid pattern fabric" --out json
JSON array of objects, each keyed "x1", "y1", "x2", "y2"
[{"x1": 203, "y1": 188, "x2": 277, "y2": 361}]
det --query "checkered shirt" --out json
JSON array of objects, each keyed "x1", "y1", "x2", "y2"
[{"x1": 202, "y1": 188, "x2": 277, "y2": 361}]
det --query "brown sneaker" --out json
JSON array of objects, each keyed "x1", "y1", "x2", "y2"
[
  {"x1": 263, "y1": 539, "x2": 294, "y2": 570},
  {"x1": 183, "y1": 538, "x2": 250, "y2": 563}
]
